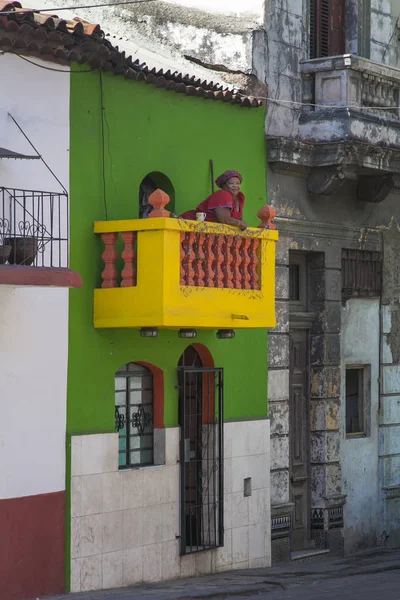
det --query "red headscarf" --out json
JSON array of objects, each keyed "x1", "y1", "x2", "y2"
[{"x1": 215, "y1": 170, "x2": 243, "y2": 188}]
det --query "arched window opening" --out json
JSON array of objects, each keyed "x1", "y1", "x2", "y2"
[
  {"x1": 115, "y1": 362, "x2": 154, "y2": 468},
  {"x1": 177, "y1": 344, "x2": 223, "y2": 555},
  {"x1": 139, "y1": 171, "x2": 175, "y2": 218}
]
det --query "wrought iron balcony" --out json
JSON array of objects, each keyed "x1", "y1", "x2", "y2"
[
  {"x1": 94, "y1": 190, "x2": 278, "y2": 330},
  {"x1": 0, "y1": 187, "x2": 81, "y2": 287}
]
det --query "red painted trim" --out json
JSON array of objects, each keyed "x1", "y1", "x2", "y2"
[
  {"x1": 137, "y1": 361, "x2": 165, "y2": 429},
  {"x1": 0, "y1": 265, "x2": 82, "y2": 287},
  {"x1": 0, "y1": 490, "x2": 65, "y2": 600},
  {"x1": 191, "y1": 342, "x2": 215, "y2": 368}
]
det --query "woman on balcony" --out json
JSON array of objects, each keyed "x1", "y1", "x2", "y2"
[{"x1": 180, "y1": 170, "x2": 247, "y2": 230}]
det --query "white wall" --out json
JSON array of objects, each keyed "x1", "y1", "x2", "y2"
[
  {"x1": 341, "y1": 299, "x2": 380, "y2": 553},
  {"x1": 163, "y1": 0, "x2": 264, "y2": 17},
  {"x1": 0, "y1": 53, "x2": 70, "y2": 499},
  {"x1": 70, "y1": 422, "x2": 271, "y2": 592}
]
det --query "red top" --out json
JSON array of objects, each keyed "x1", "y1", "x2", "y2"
[{"x1": 180, "y1": 190, "x2": 245, "y2": 223}]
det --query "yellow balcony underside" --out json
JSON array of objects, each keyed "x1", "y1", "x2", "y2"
[{"x1": 94, "y1": 218, "x2": 278, "y2": 330}]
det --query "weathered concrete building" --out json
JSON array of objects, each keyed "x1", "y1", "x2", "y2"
[{"x1": 32, "y1": 0, "x2": 400, "y2": 561}]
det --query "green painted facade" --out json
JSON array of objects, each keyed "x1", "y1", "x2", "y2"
[
  {"x1": 66, "y1": 65, "x2": 270, "y2": 590},
  {"x1": 68, "y1": 68, "x2": 269, "y2": 434}
]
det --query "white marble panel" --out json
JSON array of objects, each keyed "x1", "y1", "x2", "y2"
[
  {"x1": 142, "y1": 504, "x2": 163, "y2": 545},
  {"x1": 71, "y1": 436, "x2": 82, "y2": 477},
  {"x1": 102, "y1": 551, "x2": 123, "y2": 589},
  {"x1": 165, "y1": 427, "x2": 180, "y2": 465},
  {"x1": 162, "y1": 502, "x2": 179, "y2": 542},
  {"x1": 81, "y1": 474, "x2": 103, "y2": 516},
  {"x1": 162, "y1": 464, "x2": 180, "y2": 504},
  {"x1": 80, "y1": 514, "x2": 103, "y2": 557},
  {"x1": 232, "y1": 526, "x2": 249, "y2": 564},
  {"x1": 103, "y1": 471, "x2": 123, "y2": 513},
  {"x1": 249, "y1": 489, "x2": 269, "y2": 525},
  {"x1": 102, "y1": 434, "x2": 119, "y2": 473},
  {"x1": 80, "y1": 555, "x2": 102, "y2": 591},
  {"x1": 103, "y1": 511, "x2": 123, "y2": 553},
  {"x1": 71, "y1": 517, "x2": 81, "y2": 559},
  {"x1": 161, "y1": 540, "x2": 181, "y2": 580},
  {"x1": 70, "y1": 558, "x2": 81, "y2": 592},
  {"x1": 249, "y1": 522, "x2": 267, "y2": 559},
  {"x1": 142, "y1": 543, "x2": 162, "y2": 582},
  {"x1": 215, "y1": 528, "x2": 232, "y2": 571},
  {"x1": 122, "y1": 547, "x2": 143, "y2": 586},
  {"x1": 71, "y1": 476, "x2": 82, "y2": 518},
  {"x1": 231, "y1": 456, "x2": 252, "y2": 494},
  {"x1": 81, "y1": 435, "x2": 104, "y2": 475},
  {"x1": 231, "y1": 491, "x2": 249, "y2": 528},
  {"x1": 248, "y1": 420, "x2": 268, "y2": 455},
  {"x1": 142, "y1": 466, "x2": 164, "y2": 505},
  {"x1": 224, "y1": 492, "x2": 232, "y2": 530},
  {"x1": 122, "y1": 508, "x2": 143, "y2": 549},
  {"x1": 231, "y1": 559, "x2": 249, "y2": 570},
  {"x1": 180, "y1": 553, "x2": 196, "y2": 578},
  {"x1": 195, "y1": 550, "x2": 213, "y2": 575},
  {"x1": 224, "y1": 458, "x2": 233, "y2": 494},
  {"x1": 122, "y1": 468, "x2": 144, "y2": 510}
]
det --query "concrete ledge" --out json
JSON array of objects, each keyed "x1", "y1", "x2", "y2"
[{"x1": 0, "y1": 265, "x2": 82, "y2": 288}]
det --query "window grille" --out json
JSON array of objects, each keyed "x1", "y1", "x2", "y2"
[
  {"x1": 342, "y1": 249, "x2": 382, "y2": 299},
  {"x1": 115, "y1": 363, "x2": 154, "y2": 468}
]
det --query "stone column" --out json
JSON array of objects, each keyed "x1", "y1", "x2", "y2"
[{"x1": 269, "y1": 236, "x2": 292, "y2": 563}]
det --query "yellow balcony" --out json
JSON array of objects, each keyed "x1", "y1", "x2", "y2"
[{"x1": 94, "y1": 195, "x2": 278, "y2": 330}]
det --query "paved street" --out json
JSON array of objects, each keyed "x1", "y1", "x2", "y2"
[{"x1": 43, "y1": 548, "x2": 400, "y2": 600}]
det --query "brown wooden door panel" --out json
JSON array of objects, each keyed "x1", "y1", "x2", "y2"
[{"x1": 289, "y1": 329, "x2": 311, "y2": 552}]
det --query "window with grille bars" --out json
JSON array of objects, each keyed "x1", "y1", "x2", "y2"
[
  {"x1": 309, "y1": 0, "x2": 345, "y2": 59},
  {"x1": 341, "y1": 249, "x2": 382, "y2": 299},
  {"x1": 115, "y1": 363, "x2": 154, "y2": 468}
]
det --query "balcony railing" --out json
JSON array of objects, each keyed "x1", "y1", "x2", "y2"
[
  {"x1": 94, "y1": 190, "x2": 278, "y2": 330},
  {"x1": 301, "y1": 54, "x2": 400, "y2": 120},
  {"x1": 0, "y1": 187, "x2": 68, "y2": 268}
]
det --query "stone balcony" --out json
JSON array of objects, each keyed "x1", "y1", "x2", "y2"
[
  {"x1": 268, "y1": 55, "x2": 400, "y2": 202},
  {"x1": 94, "y1": 190, "x2": 278, "y2": 331}
]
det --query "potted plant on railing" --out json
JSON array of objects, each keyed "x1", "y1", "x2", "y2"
[
  {"x1": 0, "y1": 218, "x2": 11, "y2": 264},
  {"x1": 5, "y1": 221, "x2": 41, "y2": 266}
]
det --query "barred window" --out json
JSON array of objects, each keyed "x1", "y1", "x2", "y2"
[
  {"x1": 341, "y1": 249, "x2": 382, "y2": 300},
  {"x1": 115, "y1": 363, "x2": 154, "y2": 468}
]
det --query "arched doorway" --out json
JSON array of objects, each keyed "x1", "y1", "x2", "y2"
[{"x1": 178, "y1": 345, "x2": 223, "y2": 555}]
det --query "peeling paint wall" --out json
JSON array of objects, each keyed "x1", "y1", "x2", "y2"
[
  {"x1": 341, "y1": 299, "x2": 380, "y2": 554},
  {"x1": 379, "y1": 219, "x2": 400, "y2": 549}
]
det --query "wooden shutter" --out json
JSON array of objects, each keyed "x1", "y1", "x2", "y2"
[{"x1": 310, "y1": 0, "x2": 345, "y2": 59}]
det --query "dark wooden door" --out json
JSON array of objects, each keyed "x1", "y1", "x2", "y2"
[
  {"x1": 310, "y1": 0, "x2": 345, "y2": 58},
  {"x1": 289, "y1": 329, "x2": 311, "y2": 552}
]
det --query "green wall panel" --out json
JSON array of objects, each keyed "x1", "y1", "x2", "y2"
[{"x1": 68, "y1": 68, "x2": 269, "y2": 434}]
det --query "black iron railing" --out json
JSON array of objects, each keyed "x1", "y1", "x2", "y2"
[
  {"x1": 178, "y1": 366, "x2": 224, "y2": 555},
  {"x1": 0, "y1": 187, "x2": 68, "y2": 267}
]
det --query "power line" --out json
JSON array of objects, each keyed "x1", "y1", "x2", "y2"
[
  {"x1": 239, "y1": 93, "x2": 400, "y2": 112},
  {"x1": 0, "y1": 0, "x2": 158, "y2": 15},
  {"x1": 14, "y1": 52, "x2": 96, "y2": 72}
]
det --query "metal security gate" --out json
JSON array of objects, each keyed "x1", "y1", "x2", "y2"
[{"x1": 178, "y1": 366, "x2": 224, "y2": 555}]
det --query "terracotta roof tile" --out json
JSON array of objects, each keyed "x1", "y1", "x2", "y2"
[{"x1": 0, "y1": 2, "x2": 262, "y2": 108}]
